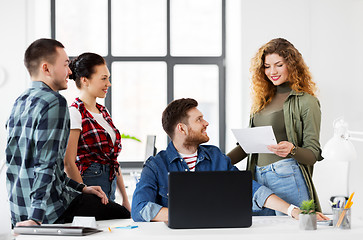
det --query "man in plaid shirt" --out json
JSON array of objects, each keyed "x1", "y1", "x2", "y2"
[{"x1": 6, "y1": 39, "x2": 129, "y2": 226}]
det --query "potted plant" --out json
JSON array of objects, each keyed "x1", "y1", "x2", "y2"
[{"x1": 299, "y1": 199, "x2": 317, "y2": 230}]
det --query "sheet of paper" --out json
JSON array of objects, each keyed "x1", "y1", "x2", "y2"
[{"x1": 231, "y1": 126, "x2": 277, "y2": 153}]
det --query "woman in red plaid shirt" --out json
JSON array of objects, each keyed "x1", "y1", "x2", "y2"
[{"x1": 64, "y1": 52, "x2": 131, "y2": 214}]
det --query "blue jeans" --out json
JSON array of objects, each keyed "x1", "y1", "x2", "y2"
[
  {"x1": 254, "y1": 158, "x2": 310, "y2": 216},
  {"x1": 82, "y1": 162, "x2": 117, "y2": 201}
]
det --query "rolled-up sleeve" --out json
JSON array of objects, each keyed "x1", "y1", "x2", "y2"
[
  {"x1": 139, "y1": 202, "x2": 163, "y2": 222},
  {"x1": 226, "y1": 155, "x2": 274, "y2": 212},
  {"x1": 252, "y1": 180, "x2": 274, "y2": 212}
]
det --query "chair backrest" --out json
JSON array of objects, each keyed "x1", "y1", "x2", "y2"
[{"x1": 144, "y1": 135, "x2": 157, "y2": 162}]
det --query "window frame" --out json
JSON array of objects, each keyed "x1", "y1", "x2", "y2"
[{"x1": 51, "y1": 0, "x2": 226, "y2": 152}]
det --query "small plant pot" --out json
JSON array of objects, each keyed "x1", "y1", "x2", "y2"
[{"x1": 299, "y1": 214, "x2": 317, "y2": 230}]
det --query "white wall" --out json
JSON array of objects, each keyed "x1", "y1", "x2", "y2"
[
  {"x1": 0, "y1": 0, "x2": 51, "y2": 162},
  {"x1": 0, "y1": 0, "x2": 29, "y2": 232},
  {"x1": 310, "y1": 0, "x2": 363, "y2": 217},
  {"x1": 0, "y1": 0, "x2": 29, "y2": 161},
  {"x1": 233, "y1": 0, "x2": 363, "y2": 217}
]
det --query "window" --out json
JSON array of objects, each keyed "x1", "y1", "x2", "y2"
[
  {"x1": 174, "y1": 64, "x2": 219, "y2": 146},
  {"x1": 112, "y1": 0, "x2": 167, "y2": 56},
  {"x1": 52, "y1": 0, "x2": 226, "y2": 162},
  {"x1": 55, "y1": 0, "x2": 108, "y2": 56},
  {"x1": 170, "y1": 0, "x2": 222, "y2": 56},
  {"x1": 111, "y1": 62, "x2": 167, "y2": 160}
]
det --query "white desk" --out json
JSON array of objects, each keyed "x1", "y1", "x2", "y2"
[{"x1": 14, "y1": 216, "x2": 363, "y2": 240}]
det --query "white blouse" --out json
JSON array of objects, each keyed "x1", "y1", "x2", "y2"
[{"x1": 69, "y1": 106, "x2": 117, "y2": 145}]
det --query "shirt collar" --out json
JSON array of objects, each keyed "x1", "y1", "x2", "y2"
[
  {"x1": 75, "y1": 97, "x2": 105, "y2": 113},
  {"x1": 289, "y1": 89, "x2": 304, "y2": 96},
  {"x1": 31, "y1": 81, "x2": 53, "y2": 90},
  {"x1": 166, "y1": 141, "x2": 211, "y2": 164}
]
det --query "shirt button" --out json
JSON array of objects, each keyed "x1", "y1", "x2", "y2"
[{"x1": 185, "y1": 169, "x2": 188, "y2": 171}]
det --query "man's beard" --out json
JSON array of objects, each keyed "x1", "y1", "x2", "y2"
[{"x1": 183, "y1": 128, "x2": 209, "y2": 149}]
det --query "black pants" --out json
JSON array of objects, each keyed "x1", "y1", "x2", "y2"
[{"x1": 55, "y1": 194, "x2": 130, "y2": 224}]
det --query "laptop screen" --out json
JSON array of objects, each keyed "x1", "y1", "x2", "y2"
[{"x1": 168, "y1": 170, "x2": 252, "y2": 229}]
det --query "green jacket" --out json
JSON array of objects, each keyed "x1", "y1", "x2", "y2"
[{"x1": 247, "y1": 90, "x2": 323, "y2": 211}]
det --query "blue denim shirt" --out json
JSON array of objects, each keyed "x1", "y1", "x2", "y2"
[{"x1": 131, "y1": 142, "x2": 274, "y2": 222}]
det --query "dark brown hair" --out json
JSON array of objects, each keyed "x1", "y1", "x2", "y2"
[
  {"x1": 24, "y1": 38, "x2": 64, "y2": 76},
  {"x1": 68, "y1": 52, "x2": 105, "y2": 88},
  {"x1": 162, "y1": 98, "x2": 198, "y2": 139}
]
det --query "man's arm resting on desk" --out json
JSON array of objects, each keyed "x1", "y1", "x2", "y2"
[
  {"x1": 145, "y1": 197, "x2": 328, "y2": 222},
  {"x1": 135, "y1": 202, "x2": 164, "y2": 222},
  {"x1": 263, "y1": 194, "x2": 329, "y2": 220},
  {"x1": 151, "y1": 207, "x2": 168, "y2": 222},
  {"x1": 264, "y1": 194, "x2": 300, "y2": 219}
]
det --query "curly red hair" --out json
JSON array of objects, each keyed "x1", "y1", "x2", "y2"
[{"x1": 250, "y1": 38, "x2": 317, "y2": 114}]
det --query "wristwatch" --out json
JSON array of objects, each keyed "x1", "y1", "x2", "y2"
[
  {"x1": 290, "y1": 144, "x2": 297, "y2": 156},
  {"x1": 76, "y1": 183, "x2": 86, "y2": 192}
]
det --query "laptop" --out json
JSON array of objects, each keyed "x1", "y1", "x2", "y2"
[
  {"x1": 14, "y1": 226, "x2": 102, "y2": 236},
  {"x1": 167, "y1": 170, "x2": 252, "y2": 229}
]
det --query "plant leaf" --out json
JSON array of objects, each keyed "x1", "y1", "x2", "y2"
[
  {"x1": 121, "y1": 133, "x2": 141, "y2": 142},
  {"x1": 300, "y1": 199, "x2": 316, "y2": 214}
]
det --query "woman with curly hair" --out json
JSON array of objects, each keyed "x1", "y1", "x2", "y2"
[{"x1": 228, "y1": 38, "x2": 323, "y2": 215}]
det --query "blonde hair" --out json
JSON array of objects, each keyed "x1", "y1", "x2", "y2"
[{"x1": 250, "y1": 38, "x2": 317, "y2": 114}]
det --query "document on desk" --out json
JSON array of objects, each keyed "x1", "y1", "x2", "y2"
[{"x1": 231, "y1": 126, "x2": 277, "y2": 153}]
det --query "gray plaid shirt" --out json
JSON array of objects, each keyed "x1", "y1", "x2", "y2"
[{"x1": 6, "y1": 81, "x2": 82, "y2": 225}]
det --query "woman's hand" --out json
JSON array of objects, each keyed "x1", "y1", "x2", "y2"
[
  {"x1": 267, "y1": 141, "x2": 294, "y2": 157},
  {"x1": 82, "y1": 186, "x2": 109, "y2": 205},
  {"x1": 122, "y1": 198, "x2": 131, "y2": 212}
]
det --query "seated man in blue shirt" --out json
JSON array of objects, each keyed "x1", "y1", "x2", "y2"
[{"x1": 132, "y1": 98, "x2": 326, "y2": 222}]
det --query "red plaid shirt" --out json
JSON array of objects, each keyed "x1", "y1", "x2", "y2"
[{"x1": 71, "y1": 98, "x2": 121, "y2": 181}]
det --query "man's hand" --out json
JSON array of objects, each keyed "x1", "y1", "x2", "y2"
[
  {"x1": 82, "y1": 186, "x2": 109, "y2": 205},
  {"x1": 267, "y1": 141, "x2": 294, "y2": 157},
  {"x1": 292, "y1": 209, "x2": 330, "y2": 220},
  {"x1": 316, "y1": 212, "x2": 330, "y2": 221},
  {"x1": 291, "y1": 207, "x2": 301, "y2": 219},
  {"x1": 16, "y1": 219, "x2": 41, "y2": 226}
]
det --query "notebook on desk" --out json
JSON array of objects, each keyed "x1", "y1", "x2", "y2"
[{"x1": 167, "y1": 170, "x2": 252, "y2": 229}]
